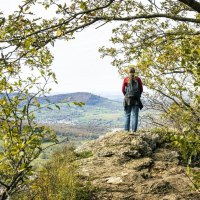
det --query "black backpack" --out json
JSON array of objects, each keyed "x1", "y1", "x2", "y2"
[{"x1": 125, "y1": 79, "x2": 140, "y2": 100}]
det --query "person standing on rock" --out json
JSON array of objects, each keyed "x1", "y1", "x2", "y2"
[{"x1": 122, "y1": 67, "x2": 143, "y2": 132}]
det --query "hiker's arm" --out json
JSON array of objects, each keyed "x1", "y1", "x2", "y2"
[
  {"x1": 122, "y1": 78, "x2": 127, "y2": 96},
  {"x1": 138, "y1": 77, "x2": 143, "y2": 94}
]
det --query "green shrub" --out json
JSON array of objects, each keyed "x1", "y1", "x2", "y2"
[
  {"x1": 76, "y1": 150, "x2": 93, "y2": 159},
  {"x1": 11, "y1": 145, "x2": 95, "y2": 200},
  {"x1": 151, "y1": 127, "x2": 200, "y2": 191}
]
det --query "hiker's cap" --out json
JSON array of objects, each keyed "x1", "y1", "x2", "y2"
[{"x1": 129, "y1": 67, "x2": 135, "y2": 74}]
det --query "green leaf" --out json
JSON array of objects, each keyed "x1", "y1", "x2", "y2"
[
  {"x1": 55, "y1": 104, "x2": 60, "y2": 110},
  {"x1": 56, "y1": 29, "x2": 62, "y2": 37},
  {"x1": 24, "y1": 39, "x2": 31, "y2": 49},
  {"x1": 72, "y1": 101, "x2": 85, "y2": 107},
  {"x1": 80, "y1": 2, "x2": 87, "y2": 10},
  {"x1": 22, "y1": 105, "x2": 27, "y2": 114}
]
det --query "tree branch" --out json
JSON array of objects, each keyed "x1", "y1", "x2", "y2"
[
  {"x1": 0, "y1": 0, "x2": 115, "y2": 43},
  {"x1": 95, "y1": 13, "x2": 200, "y2": 23},
  {"x1": 0, "y1": 180, "x2": 9, "y2": 188},
  {"x1": 178, "y1": 0, "x2": 200, "y2": 13}
]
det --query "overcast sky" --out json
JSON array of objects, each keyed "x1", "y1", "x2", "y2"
[{"x1": 1, "y1": 1, "x2": 123, "y2": 96}]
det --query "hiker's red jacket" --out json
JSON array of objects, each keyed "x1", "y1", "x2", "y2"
[{"x1": 122, "y1": 77, "x2": 143, "y2": 96}]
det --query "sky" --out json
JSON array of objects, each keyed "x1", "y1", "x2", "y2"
[
  {"x1": 50, "y1": 25, "x2": 123, "y2": 95},
  {"x1": 1, "y1": 0, "x2": 123, "y2": 97}
]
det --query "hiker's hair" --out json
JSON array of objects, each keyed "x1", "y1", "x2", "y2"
[{"x1": 128, "y1": 67, "x2": 135, "y2": 83}]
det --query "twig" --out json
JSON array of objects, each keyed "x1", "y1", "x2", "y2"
[{"x1": 42, "y1": 137, "x2": 69, "y2": 151}]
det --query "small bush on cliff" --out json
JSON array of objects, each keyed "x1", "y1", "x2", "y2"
[
  {"x1": 152, "y1": 127, "x2": 200, "y2": 191},
  {"x1": 12, "y1": 145, "x2": 94, "y2": 200}
]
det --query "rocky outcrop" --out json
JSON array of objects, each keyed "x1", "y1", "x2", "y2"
[{"x1": 76, "y1": 131, "x2": 200, "y2": 200}]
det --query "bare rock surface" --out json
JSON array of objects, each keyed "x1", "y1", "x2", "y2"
[{"x1": 76, "y1": 131, "x2": 200, "y2": 200}]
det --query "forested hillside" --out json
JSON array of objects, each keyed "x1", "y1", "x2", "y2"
[
  {"x1": 35, "y1": 92, "x2": 124, "y2": 126},
  {"x1": 38, "y1": 92, "x2": 118, "y2": 106}
]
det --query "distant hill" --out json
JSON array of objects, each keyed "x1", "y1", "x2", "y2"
[
  {"x1": 38, "y1": 92, "x2": 119, "y2": 106},
  {"x1": 0, "y1": 92, "x2": 150, "y2": 140},
  {"x1": 34, "y1": 92, "x2": 124, "y2": 128},
  {"x1": 0, "y1": 92, "x2": 114, "y2": 105}
]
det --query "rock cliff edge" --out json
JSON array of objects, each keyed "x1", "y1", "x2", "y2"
[{"x1": 76, "y1": 131, "x2": 200, "y2": 200}]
